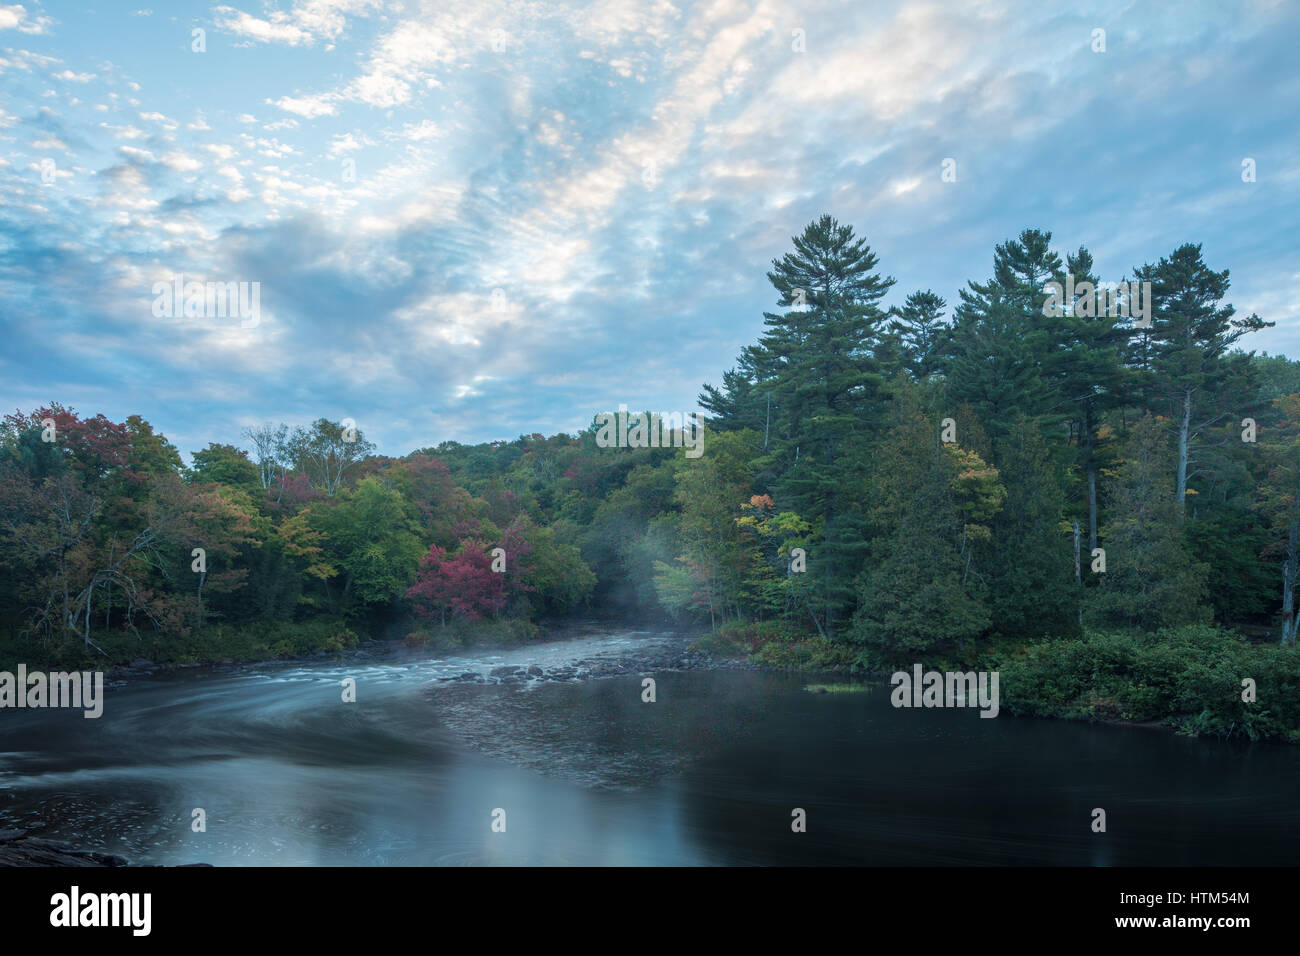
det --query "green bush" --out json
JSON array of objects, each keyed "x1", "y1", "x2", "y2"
[
  {"x1": 405, "y1": 617, "x2": 541, "y2": 652},
  {"x1": 0, "y1": 618, "x2": 360, "y2": 672},
  {"x1": 690, "y1": 620, "x2": 855, "y2": 671},
  {"x1": 995, "y1": 625, "x2": 1300, "y2": 741}
]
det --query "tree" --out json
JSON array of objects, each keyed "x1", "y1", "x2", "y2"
[
  {"x1": 175, "y1": 483, "x2": 258, "y2": 629},
  {"x1": 241, "y1": 423, "x2": 289, "y2": 491},
  {"x1": 943, "y1": 229, "x2": 1063, "y2": 445},
  {"x1": 657, "y1": 429, "x2": 762, "y2": 629},
  {"x1": 986, "y1": 417, "x2": 1079, "y2": 639},
  {"x1": 407, "y1": 542, "x2": 504, "y2": 625},
  {"x1": 1135, "y1": 243, "x2": 1271, "y2": 518},
  {"x1": 1086, "y1": 415, "x2": 1210, "y2": 630},
  {"x1": 849, "y1": 396, "x2": 994, "y2": 662},
  {"x1": 1050, "y1": 246, "x2": 1130, "y2": 551},
  {"x1": 189, "y1": 443, "x2": 262, "y2": 495},
  {"x1": 285, "y1": 418, "x2": 377, "y2": 497},
  {"x1": 513, "y1": 519, "x2": 596, "y2": 617},
  {"x1": 1257, "y1": 394, "x2": 1300, "y2": 644},
  {"x1": 734, "y1": 494, "x2": 814, "y2": 625},
  {"x1": 307, "y1": 477, "x2": 422, "y2": 615},
  {"x1": 750, "y1": 215, "x2": 897, "y2": 637},
  {"x1": 889, "y1": 289, "x2": 949, "y2": 381}
]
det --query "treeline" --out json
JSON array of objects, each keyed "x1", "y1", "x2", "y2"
[
  {"x1": 2, "y1": 216, "x2": 1298, "y2": 690},
  {"x1": 698, "y1": 217, "x2": 1299, "y2": 656}
]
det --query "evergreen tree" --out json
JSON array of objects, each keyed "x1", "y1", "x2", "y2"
[
  {"x1": 986, "y1": 417, "x2": 1080, "y2": 639},
  {"x1": 1051, "y1": 246, "x2": 1131, "y2": 551},
  {"x1": 1134, "y1": 243, "x2": 1271, "y2": 518},
  {"x1": 943, "y1": 229, "x2": 1063, "y2": 444},
  {"x1": 1087, "y1": 415, "x2": 1210, "y2": 629},
  {"x1": 850, "y1": 392, "x2": 992, "y2": 661},
  {"x1": 890, "y1": 289, "x2": 949, "y2": 381},
  {"x1": 740, "y1": 215, "x2": 897, "y2": 637}
]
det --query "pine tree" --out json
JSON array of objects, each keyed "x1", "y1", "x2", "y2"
[
  {"x1": 890, "y1": 289, "x2": 949, "y2": 381},
  {"x1": 850, "y1": 392, "x2": 992, "y2": 661},
  {"x1": 737, "y1": 215, "x2": 897, "y2": 638},
  {"x1": 986, "y1": 417, "x2": 1079, "y2": 639},
  {"x1": 943, "y1": 230, "x2": 1063, "y2": 444},
  {"x1": 1134, "y1": 243, "x2": 1271, "y2": 518},
  {"x1": 1086, "y1": 415, "x2": 1210, "y2": 630},
  {"x1": 1051, "y1": 246, "x2": 1130, "y2": 551}
]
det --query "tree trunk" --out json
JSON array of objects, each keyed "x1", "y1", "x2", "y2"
[
  {"x1": 1074, "y1": 520, "x2": 1083, "y2": 630},
  {"x1": 1176, "y1": 387, "x2": 1192, "y2": 519},
  {"x1": 83, "y1": 578, "x2": 94, "y2": 647},
  {"x1": 807, "y1": 606, "x2": 827, "y2": 639},
  {"x1": 1282, "y1": 519, "x2": 1298, "y2": 646},
  {"x1": 1088, "y1": 469, "x2": 1098, "y2": 552},
  {"x1": 196, "y1": 570, "x2": 206, "y2": 630}
]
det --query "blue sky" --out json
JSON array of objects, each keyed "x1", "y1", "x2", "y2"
[{"x1": 1, "y1": 0, "x2": 1298, "y2": 459}]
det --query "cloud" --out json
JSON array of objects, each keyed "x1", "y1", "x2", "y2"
[
  {"x1": 213, "y1": 0, "x2": 381, "y2": 46},
  {"x1": 267, "y1": 93, "x2": 338, "y2": 118},
  {"x1": 0, "y1": 4, "x2": 52, "y2": 34},
  {"x1": 1, "y1": 0, "x2": 1297, "y2": 456},
  {"x1": 213, "y1": 6, "x2": 313, "y2": 46}
]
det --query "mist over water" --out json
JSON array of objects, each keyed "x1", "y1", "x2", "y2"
[{"x1": 1, "y1": 631, "x2": 1296, "y2": 866}]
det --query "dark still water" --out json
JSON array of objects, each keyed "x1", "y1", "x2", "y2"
[{"x1": 1, "y1": 631, "x2": 1296, "y2": 865}]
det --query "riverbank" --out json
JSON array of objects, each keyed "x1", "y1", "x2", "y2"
[
  {"x1": 0, "y1": 618, "x2": 695, "y2": 683},
  {"x1": 0, "y1": 828, "x2": 128, "y2": 866},
  {"x1": 6, "y1": 618, "x2": 1296, "y2": 744}
]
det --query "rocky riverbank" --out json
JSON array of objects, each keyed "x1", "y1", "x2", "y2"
[{"x1": 0, "y1": 828, "x2": 128, "y2": 867}]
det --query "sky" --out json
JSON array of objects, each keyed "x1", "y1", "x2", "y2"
[{"x1": 1, "y1": 0, "x2": 1298, "y2": 459}]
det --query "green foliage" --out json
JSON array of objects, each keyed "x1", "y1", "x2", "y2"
[
  {"x1": 997, "y1": 626, "x2": 1300, "y2": 741},
  {"x1": 307, "y1": 477, "x2": 424, "y2": 614},
  {"x1": 1086, "y1": 415, "x2": 1211, "y2": 629},
  {"x1": 691, "y1": 619, "x2": 855, "y2": 671},
  {"x1": 2, "y1": 215, "x2": 1296, "y2": 722},
  {"x1": 848, "y1": 392, "x2": 994, "y2": 660}
]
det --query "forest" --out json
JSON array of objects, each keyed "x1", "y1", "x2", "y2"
[{"x1": 3, "y1": 215, "x2": 1298, "y2": 739}]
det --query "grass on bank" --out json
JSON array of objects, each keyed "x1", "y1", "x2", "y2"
[{"x1": 0, "y1": 618, "x2": 362, "y2": 673}]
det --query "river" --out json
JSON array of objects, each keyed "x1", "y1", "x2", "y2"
[{"x1": 1, "y1": 629, "x2": 1296, "y2": 865}]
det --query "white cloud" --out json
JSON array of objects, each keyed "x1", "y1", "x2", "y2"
[
  {"x1": 138, "y1": 111, "x2": 179, "y2": 130},
  {"x1": 213, "y1": 6, "x2": 313, "y2": 46},
  {"x1": 0, "y1": 4, "x2": 52, "y2": 34},
  {"x1": 268, "y1": 93, "x2": 338, "y2": 118},
  {"x1": 118, "y1": 145, "x2": 157, "y2": 162},
  {"x1": 103, "y1": 124, "x2": 146, "y2": 140},
  {"x1": 328, "y1": 132, "x2": 366, "y2": 155},
  {"x1": 213, "y1": 0, "x2": 380, "y2": 46},
  {"x1": 162, "y1": 150, "x2": 203, "y2": 172},
  {"x1": 400, "y1": 119, "x2": 441, "y2": 142}
]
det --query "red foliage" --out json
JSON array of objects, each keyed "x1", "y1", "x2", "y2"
[
  {"x1": 406, "y1": 518, "x2": 537, "y2": 622},
  {"x1": 406, "y1": 542, "x2": 504, "y2": 621},
  {"x1": 4, "y1": 405, "x2": 133, "y2": 481}
]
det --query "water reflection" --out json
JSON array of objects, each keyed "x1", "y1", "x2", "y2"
[{"x1": 0, "y1": 634, "x2": 1296, "y2": 865}]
